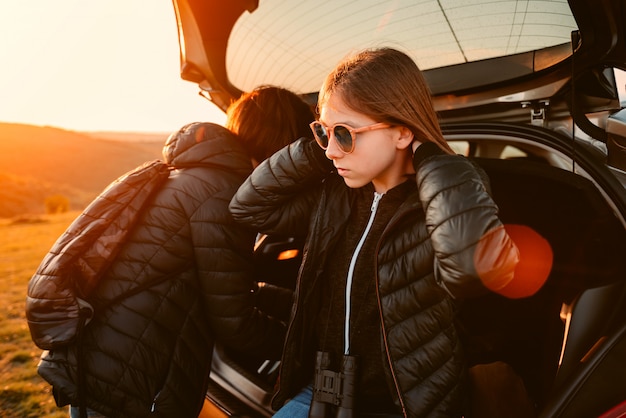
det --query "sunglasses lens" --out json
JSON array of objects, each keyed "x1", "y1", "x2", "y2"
[
  {"x1": 312, "y1": 122, "x2": 330, "y2": 148},
  {"x1": 333, "y1": 125, "x2": 353, "y2": 152}
]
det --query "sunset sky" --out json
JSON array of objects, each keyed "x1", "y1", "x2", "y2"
[{"x1": 0, "y1": 1, "x2": 226, "y2": 134}]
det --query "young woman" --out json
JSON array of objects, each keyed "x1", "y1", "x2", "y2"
[{"x1": 230, "y1": 48, "x2": 520, "y2": 418}]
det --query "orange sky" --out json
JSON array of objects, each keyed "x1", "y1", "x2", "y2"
[{"x1": 0, "y1": 1, "x2": 226, "y2": 134}]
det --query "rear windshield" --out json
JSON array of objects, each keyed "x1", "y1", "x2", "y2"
[{"x1": 226, "y1": 0, "x2": 578, "y2": 94}]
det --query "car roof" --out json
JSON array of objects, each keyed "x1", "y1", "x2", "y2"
[{"x1": 172, "y1": 0, "x2": 626, "y2": 140}]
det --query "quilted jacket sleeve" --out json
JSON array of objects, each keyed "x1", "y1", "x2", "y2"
[
  {"x1": 229, "y1": 137, "x2": 334, "y2": 236},
  {"x1": 413, "y1": 142, "x2": 519, "y2": 299}
]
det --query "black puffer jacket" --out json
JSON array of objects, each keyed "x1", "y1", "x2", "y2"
[
  {"x1": 229, "y1": 138, "x2": 519, "y2": 417},
  {"x1": 37, "y1": 122, "x2": 286, "y2": 418}
]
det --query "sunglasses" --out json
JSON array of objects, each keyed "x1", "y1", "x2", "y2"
[{"x1": 309, "y1": 121, "x2": 391, "y2": 154}]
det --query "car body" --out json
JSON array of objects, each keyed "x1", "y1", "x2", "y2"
[{"x1": 172, "y1": 1, "x2": 626, "y2": 417}]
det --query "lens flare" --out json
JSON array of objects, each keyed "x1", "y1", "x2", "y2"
[{"x1": 499, "y1": 224, "x2": 553, "y2": 299}]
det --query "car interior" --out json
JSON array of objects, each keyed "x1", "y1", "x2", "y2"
[{"x1": 459, "y1": 152, "x2": 626, "y2": 414}]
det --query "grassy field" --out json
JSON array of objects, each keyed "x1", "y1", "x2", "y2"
[{"x1": 0, "y1": 212, "x2": 77, "y2": 418}]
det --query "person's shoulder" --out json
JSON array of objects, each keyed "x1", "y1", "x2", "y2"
[{"x1": 164, "y1": 122, "x2": 239, "y2": 163}]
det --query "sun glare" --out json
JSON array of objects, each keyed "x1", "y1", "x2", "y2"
[
  {"x1": 499, "y1": 224, "x2": 554, "y2": 299},
  {"x1": 0, "y1": 1, "x2": 225, "y2": 133}
]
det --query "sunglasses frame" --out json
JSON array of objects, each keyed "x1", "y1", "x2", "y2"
[{"x1": 309, "y1": 121, "x2": 391, "y2": 154}]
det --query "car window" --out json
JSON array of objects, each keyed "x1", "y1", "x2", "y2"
[
  {"x1": 616, "y1": 68, "x2": 626, "y2": 107},
  {"x1": 449, "y1": 140, "x2": 531, "y2": 160},
  {"x1": 226, "y1": 0, "x2": 578, "y2": 94},
  {"x1": 448, "y1": 141, "x2": 469, "y2": 156}
]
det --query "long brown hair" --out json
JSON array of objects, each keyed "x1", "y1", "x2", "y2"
[
  {"x1": 225, "y1": 85, "x2": 315, "y2": 162},
  {"x1": 318, "y1": 47, "x2": 453, "y2": 154}
]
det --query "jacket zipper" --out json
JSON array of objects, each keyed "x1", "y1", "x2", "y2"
[
  {"x1": 151, "y1": 390, "x2": 161, "y2": 413},
  {"x1": 343, "y1": 191, "x2": 383, "y2": 355},
  {"x1": 376, "y1": 290, "x2": 408, "y2": 418}
]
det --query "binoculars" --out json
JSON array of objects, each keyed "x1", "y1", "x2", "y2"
[{"x1": 308, "y1": 351, "x2": 358, "y2": 418}]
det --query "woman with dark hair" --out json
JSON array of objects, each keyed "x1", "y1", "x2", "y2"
[
  {"x1": 37, "y1": 85, "x2": 313, "y2": 418},
  {"x1": 230, "y1": 48, "x2": 520, "y2": 418},
  {"x1": 226, "y1": 85, "x2": 315, "y2": 166}
]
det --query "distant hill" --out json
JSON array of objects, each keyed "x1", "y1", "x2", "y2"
[{"x1": 0, "y1": 122, "x2": 167, "y2": 218}]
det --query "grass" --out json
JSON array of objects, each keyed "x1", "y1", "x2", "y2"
[{"x1": 0, "y1": 212, "x2": 78, "y2": 418}]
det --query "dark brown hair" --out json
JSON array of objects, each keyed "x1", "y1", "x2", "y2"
[
  {"x1": 318, "y1": 47, "x2": 453, "y2": 154},
  {"x1": 225, "y1": 85, "x2": 315, "y2": 162}
]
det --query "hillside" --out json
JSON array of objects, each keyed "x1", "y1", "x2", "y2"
[{"x1": 0, "y1": 122, "x2": 167, "y2": 218}]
